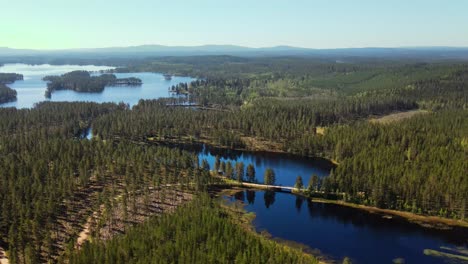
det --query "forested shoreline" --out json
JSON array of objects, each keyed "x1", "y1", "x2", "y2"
[
  {"x1": 89, "y1": 59, "x2": 467, "y2": 219},
  {"x1": 0, "y1": 73, "x2": 23, "y2": 84},
  {"x1": 43, "y1": 70, "x2": 142, "y2": 98},
  {"x1": 0, "y1": 56, "x2": 467, "y2": 263},
  {"x1": 0, "y1": 73, "x2": 22, "y2": 103},
  {"x1": 69, "y1": 195, "x2": 318, "y2": 264},
  {"x1": 0, "y1": 102, "x2": 215, "y2": 263},
  {"x1": 0, "y1": 84, "x2": 17, "y2": 104}
]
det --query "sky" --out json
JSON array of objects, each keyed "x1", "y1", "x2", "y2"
[{"x1": 1, "y1": 0, "x2": 468, "y2": 50}]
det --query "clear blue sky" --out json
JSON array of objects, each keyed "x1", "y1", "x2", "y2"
[{"x1": 2, "y1": 0, "x2": 467, "y2": 49}]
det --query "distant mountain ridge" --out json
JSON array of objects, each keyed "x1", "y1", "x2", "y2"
[{"x1": 1, "y1": 45, "x2": 468, "y2": 60}]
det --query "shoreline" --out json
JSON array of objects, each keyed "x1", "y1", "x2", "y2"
[
  {"x1": 308, "y1": 197, "x2": 468, "y2": 229},
  {"x1": 144, "y1": 136, "x2": 338, "y2": 167},
  {"x1": 225, "y1": 184, "x2": 468, "y2": 229},
  {"x1": 218, "y1": 189, "x2": 326, "y2": 263},
  {"x1": 124, "y1": 137, "x2": 465, "y2": 228},
  {"x1": 220, "y1": 186, "x2": 468, "y2": 264}
]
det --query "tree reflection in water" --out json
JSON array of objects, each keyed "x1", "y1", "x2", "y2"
[
  {"x1": 246, "y1": 190, "x2": 256, "y2": 204},
  {"x1": 264, "y1": 190, "x2": 276, "y2": 209},
  {"x1": 295, "y1": 196, "x2": 304, "y2": 212}
]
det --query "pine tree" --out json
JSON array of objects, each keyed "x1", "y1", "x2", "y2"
[
  {"x1": 246, "y1": 164, "x2": 256, "y2": 182},
  {"x1": 264, "y1": 168, "x2": 276, "y2": 185},
  {"x1": 295, "y1": 175, "x2": 304, "y2": 190},
  {"x1": 235, "y1": 162, "x2": 244, "y2": 182}
]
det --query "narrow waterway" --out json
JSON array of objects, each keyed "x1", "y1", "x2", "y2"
[{"x1": 228, "y1": 190, "x2": 468, "y2": 264}]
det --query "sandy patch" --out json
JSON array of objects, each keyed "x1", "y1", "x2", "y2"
[{"x1": 0, "y1": 246, "x2": 8, "y2": 264}]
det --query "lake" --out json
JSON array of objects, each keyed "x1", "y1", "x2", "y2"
[
  {"x1": 228, "y1": 190, "x2": 468, "y2": 264},
  {"x1": 0, "y1": 63, "x2": 195, "y2": 108},
  {"x1": 190, "y1": 144, "x2": 331, "y2": 186}
]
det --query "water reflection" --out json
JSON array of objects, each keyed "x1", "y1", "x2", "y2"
[
  {"x1": 234, "y1": 191, "x2": 245, "y2": 203},
  {"x1": 246, "y1": 190, "x2": 256, "y2": 205},
  {"x1": 229, "y1": 190, "x2": 468, "y2": 264},
  {"x1": 295, "y1": 196, "x2": 304, "y2": 212},
  {"x1": 264, "y1": 191, "x2": 276, "y2": 209},
  {"x1": 0, "y1": 64, "x2": 195, "y2": 108},
  {"x1": 172, "y1": 143, "x2": 333, "y2": 186}
]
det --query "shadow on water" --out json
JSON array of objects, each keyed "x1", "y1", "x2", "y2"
[
  {"x1": 227, "y1": 190, "x2": 468, "y2": 264},
  {"x1": 246, "y1": 190, "x2": 256, "y2": 205},
  {"x1": 264, "y1": 191, "x2": 276, "y2": 209},
  {"x1": 295, "y1": 196, "x2": 305, "y2": 213},
  {"x1": 161, "y1": 142, "x2": 334, "y2": 186}
]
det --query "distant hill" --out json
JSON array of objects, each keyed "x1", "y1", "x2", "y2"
[
  {"x1": 0, "y1": 47, "x2": 39, "y2": 56},
  {"x1": 1, "y1": 45, "x2": 468, "y2": 61}
]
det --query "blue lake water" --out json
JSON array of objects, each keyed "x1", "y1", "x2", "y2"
[
  {"x1": 194, "y1": 144, "x2": 332, "y2": 186},
  {"x1": 0, "y1": 64, "x2": 194, "y2": 108},
  {"x1": 5, "y1": 64, "x2": 467, "y2": 264},
  {"x1": 228, "y1": 190, "x2": 468, "y2": 264}
]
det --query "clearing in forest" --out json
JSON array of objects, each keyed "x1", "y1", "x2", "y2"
[{"x1": 369, "y1": 109, "x2": 429, "y2": 124}]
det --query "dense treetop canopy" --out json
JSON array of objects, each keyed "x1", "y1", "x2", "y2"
[{"x1": 0, "y1": 55, "x2": 466, "y2": 263}]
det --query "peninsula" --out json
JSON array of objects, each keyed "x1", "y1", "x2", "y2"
[
  {"x1": 0, "y1": 73, "x2": 23, "y2": 103},
  {"x1": 43, "y1": 70, "x2": 142, "y2": 98}
]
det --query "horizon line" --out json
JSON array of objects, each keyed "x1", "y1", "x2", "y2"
[{"x1": 2, "y1": 44, "x2": 468, "y2": 52}]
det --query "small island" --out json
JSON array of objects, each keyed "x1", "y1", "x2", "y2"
[{"x1": 43, "y1": 71, "x2": 142, "y2": 98}]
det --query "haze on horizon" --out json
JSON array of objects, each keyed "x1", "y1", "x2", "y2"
[{"x1": 2, "y1": 0, "x2": 468, "y2": 50}]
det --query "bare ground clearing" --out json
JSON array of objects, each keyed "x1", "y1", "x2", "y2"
[{"x1": 369, "y1": 109, "x2": 429, "y2": 124}]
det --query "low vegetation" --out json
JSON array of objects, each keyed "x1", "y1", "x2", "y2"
[{"x1": 369, "y1": 109, "x2": 429, "y2": 124}]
